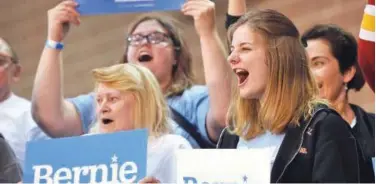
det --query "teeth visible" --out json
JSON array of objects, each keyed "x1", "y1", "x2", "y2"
[
  {"x1": 234, "y1": 68, "x2": 248, "y2": 74},
  {"x1": 140, "y1": 51, "x2": 150, "y2": 55}
]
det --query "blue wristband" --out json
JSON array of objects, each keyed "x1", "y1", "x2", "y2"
[{"x1": 45, "y1": 40, "x2": 64, "y2": 50}]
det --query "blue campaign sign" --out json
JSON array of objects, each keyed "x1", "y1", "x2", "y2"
[
  {"x1": 23, "y1": 129, "x2": 148, "y2": 183},
  {"x1": 76, "y1": 0, "x2": 185, "y2": 16}
]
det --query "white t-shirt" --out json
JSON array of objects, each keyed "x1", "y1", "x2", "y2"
[
  {"x1": 237, "y1": 131, "x2": 285, "y2": 182},
  {"x1": 0, "y1": 93, "x2": 49, "y2": 168},
  {"x1": 147, "y1": 134, "x2": 192, "y2": 183},
  {"x1": 350, "y1": 117, "x2": 357, "y2": 128}
]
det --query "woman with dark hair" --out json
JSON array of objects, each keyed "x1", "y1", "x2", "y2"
[
  {"x1": 217, "y1": 9, "x2": 372, "y2": 183},
  {"x1": 302, "y1": 24, "x2": 375, "y2": 180},
  {"x1": 32, "y1": 0, "x2": 231, "y2": 148}
]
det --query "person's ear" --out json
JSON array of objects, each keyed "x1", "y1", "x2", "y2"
[
  {"x1": 343, "y1": 66, "x2": 356, "y2": 84},
  {"x1": 11, "y1": 64, "x2": 21, "y2": 82}
]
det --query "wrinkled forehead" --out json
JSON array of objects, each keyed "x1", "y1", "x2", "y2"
[
  {"x1": 96, "y1": 83, "x2": 122, "y2": 96},
  {"x1": 131, "y1": 20, "x2": 168, "y2": 35}
]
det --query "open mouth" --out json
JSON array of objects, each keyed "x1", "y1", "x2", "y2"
[
  {"x1": 138, "y1": 52, "x2": 153, "y2": 62},
  {"x1": 234, "y1": 68, "x2": 249, "y2": 85},
  {"x1": 317, "y1": 82, "x2": 323, "y2": 89},
  {"x1": 102, "y1": 118, "x2": 114, "y2": 125}
]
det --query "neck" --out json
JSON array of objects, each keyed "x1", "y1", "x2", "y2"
[
  {"x1": 0, "y1": 89, "x2": 11, "y2": 103},
  {"x1": 159, "y1": 77, "x2": 172, "y2": 95},
  {"x1": 331, "y1": 91, "x2": 355, "y2": 125}
]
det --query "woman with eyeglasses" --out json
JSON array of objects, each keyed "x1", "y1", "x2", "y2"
[{"x1": 31, "y1": 0, "x2": 231, "y2": 148}]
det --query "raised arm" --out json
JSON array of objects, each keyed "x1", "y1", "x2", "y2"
[
  {"x1": 182, "y1": 0, "x2": 231, "y2": 142},
  {"x1": 226, "y1": 0, "x2": 246, "y2": 29},
  {"x1": 31, "y1": 0, "x2": 83, "y2": 137}
]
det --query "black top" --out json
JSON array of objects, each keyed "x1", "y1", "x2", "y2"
[
  {"x1": 0, "y1": 134, "x2": 22, "y2": 183},
  {"x1": 217, "y1": 107, "x2": 375, "y2": 183},
  {"x1": 225, "y1": 13, "x2": 242, "y2": 30},
  {"x1": 350, "y1": 103, "x2": 375, "y2": 159}
]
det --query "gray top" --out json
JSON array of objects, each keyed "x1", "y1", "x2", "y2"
[{"x1": 0, "y1": 134, "x2": 22, "y2": 183}]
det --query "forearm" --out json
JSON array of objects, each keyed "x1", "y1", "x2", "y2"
[
  {"x1": 228, "y1": 0, "x2": 247, "y2": 16},
  {"x1": 31, "y1": 47, "x2": 69, "y2": 136},
  {"x1": 200, "y1": 31, "x2": 231, "y2": 136},
  {"x1": 226, "y1": 0, "x2": 246, "y2": 30}
]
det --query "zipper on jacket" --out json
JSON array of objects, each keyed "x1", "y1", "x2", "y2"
[
  {"x1": 216, "y1": 126, "x2": 229, "y2": 148},
  {"x1": 275, "y1": 109, "x2": 324, "y2": 182}
]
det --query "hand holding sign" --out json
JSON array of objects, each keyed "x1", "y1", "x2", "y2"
[
  {"x1": 76, "y1": 0, "x2": 185, "y2": 16},
  {"x1": 47, "y1": 0, "x2": 81, "y2": 42},
  {"x1": 139, "y1": 176, "x2": 161, "y2": 183}
]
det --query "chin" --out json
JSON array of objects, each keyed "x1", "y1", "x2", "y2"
[{"x1": 239, "y1": 87, "x2": 265, "y2": 100}]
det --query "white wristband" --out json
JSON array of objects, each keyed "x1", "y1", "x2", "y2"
[{"x1": 45, "y1": 40, "x2": 64, "y2": 50}]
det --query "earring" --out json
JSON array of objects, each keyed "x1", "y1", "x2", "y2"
[{"x1": 344, "y1": 83, "x2": 348, "y2": 91}]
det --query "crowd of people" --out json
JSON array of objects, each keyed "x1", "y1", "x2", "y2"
[{"x1": 0, "y1": 0, "x2": 374, "y2": 183}]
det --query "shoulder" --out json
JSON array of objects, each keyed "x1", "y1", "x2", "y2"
[
  {"x1": 0, "y1": 134, "x2": 16, "y2": 160},
  {"x1": 67, "y1": 92, "x2": 95, "y2": 104},
  {"x1": 6, "y1": 94, "x2": 30, "y2": 111},
  {"x1": 1, "y1": 94, "x2": 31, "y2": 120},
  {"x1": 313, "y1": 109, "x2": 353, "y2": 140},
  {"x1": 167, "y1": 85, "x2": 209, "y2": 116},
  {"x1": 10, "y1": 94, "x2": 30, "y2": 107},
  {"x1": 159, "y1": 134, "x2": 192, "y2": 150},
  {"x1": 350, "y1": 104, "x2": 375, "y2": 121},
  {"x1": 172, "y1": 85, "x2": 208, "y2": 100}
]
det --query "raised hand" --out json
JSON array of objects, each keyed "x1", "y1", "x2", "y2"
[
  {"x1": 182, "y1": 0, "x2": 216, "y2": 37},
  {"x1": 47, "y1": 0, "x2": 80, "y2": 42}
]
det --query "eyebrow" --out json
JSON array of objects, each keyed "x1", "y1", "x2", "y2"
[
  {"x1": 230, "y1": 42, "x2": 253, "y2": 48},
  {"x1": 311, "y1": 56, "x2": 329, "y2": 61},
  {"x1": 131, "y1": 31, "x2": 166, "y2": 35}
]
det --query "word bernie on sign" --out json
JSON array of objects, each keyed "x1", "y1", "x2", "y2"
[
  {"x1": 23, "y1": 129, "x2": 148, "y2": 183},
  {"x1": 33, "y1": 154, "x2": 138, "y2": 183}
]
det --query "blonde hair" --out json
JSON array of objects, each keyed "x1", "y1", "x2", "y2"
[
  {"x1": 92, "y1": 63, "x2": 170, "y2": 137},
  {"x1": 227, "y1": 9, "x2": 325, "y2": 140},
  {"x1": 121, "y1": 13, "x2": 194, "y2": 97}
]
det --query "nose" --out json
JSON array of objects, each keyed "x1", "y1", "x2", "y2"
[
  {"x1": 228, "y1": 52, "x2": 240, "y2": 66},
  {"x1": 98, "y1": 102, "x2": 111, "y2": 114},
  {"x1": 309, "y1": 67, "x2": 320, "y2": 78},
  {"x1": 139, "y1": 38, "x2": 149, "y2": 46}
]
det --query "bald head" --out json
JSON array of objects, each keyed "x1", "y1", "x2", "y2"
[{"x1": 0, "y1": 38, "x2": 19, "y2": 64}]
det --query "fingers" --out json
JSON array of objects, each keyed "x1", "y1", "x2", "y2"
[
  {"x1": 139, "y1": 176, "x2": 160, "y2": 184},
  {"x1": 181, "y1": 0, "x2": 214, "y2": 17},
  {"x1": 50, "y1": 0, "x2": 80, "y2": 25}
]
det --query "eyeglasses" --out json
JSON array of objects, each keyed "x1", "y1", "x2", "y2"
[
  {"x1": 0, "y1": 54, "x2": 13, "y2": 70},
  {"x1": 127, "y1": 32, "x2": 173, "y2": 47}
]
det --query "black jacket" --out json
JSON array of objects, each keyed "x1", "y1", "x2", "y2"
[
  {"x1": 350, "y1": 104, "x2": 375, "y2": 180},
  {"x1": 350, "y1": 104, "x2": 375, "y2": 158},
  {"x1": 0, "y1": 134, "x2": 22, "y2": 183},
  {"x1": 217, "y1": 107, "x2": 374, "y2": 183}
]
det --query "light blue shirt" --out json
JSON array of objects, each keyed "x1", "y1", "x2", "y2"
[{"x1": 68, "y1": 85, "x2": 214, "y2": 148}]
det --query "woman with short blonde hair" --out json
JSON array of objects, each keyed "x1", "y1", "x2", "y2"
[
  {"x1": 91, "y1": 63, "x2": 191, "y2": 183},
  {"x1": 92, "y1": 63, "x2": 169, "y2": 136}
]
